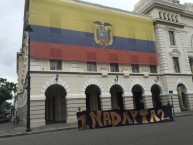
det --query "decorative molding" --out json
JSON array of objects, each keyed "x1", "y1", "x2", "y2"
[
  {"x1": 66, "y1": 94, "x2": 86, "y2": 99},
  {"x1": 40, "y1": 78, "x2": 71, "y2": 95},
  {"x1": 147, "y1": 80, "x2": 163, "y2": 93},
  {"x1": 107, "y1": 80, "x2": 126, "y2": 94},
  {"x1": 128, "y1": 79, "x2": 146, "y2": 93},
  {"x1": 169, "y1": 49, "x2": 181, "y2": 57},
  {"x1": 81, "y1": 78, "x2": 104, "y2": 93},
  {"x1": 175, "y1": 78, "x2": 189, "y2": 90},
  {"x1": 191, "y1": 34, "x2": 193, "y2": 50},
  {"x1": 31, "y1": 95, "x2": 45, "y2": 101},
  {"x1": 155, "y1": 28, "x2": 169, "y2": 73},
  {"x1": 180, "y1": 32, "x2": 192, "y2": 73}
]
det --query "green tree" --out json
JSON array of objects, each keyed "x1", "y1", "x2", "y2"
[
  {"x1": 0, "y1": 78, "x2": 17, "y2": 105},
  {"x1": 0, "y1": 102, "x2": 13, "y2": 116}
]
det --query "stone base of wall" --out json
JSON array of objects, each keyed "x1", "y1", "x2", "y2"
[
  {"x1": 31, "y1": 119, "x2": 46, "y2": 128},
  {"x1": 17, "y1": 107, "x2": 23, "y2": 123},
  {"x1": 101, "y1": 97, "x2": 111, "y2": 110},
  {"x1": 66, "y1": 116, "x2": 77, "y2": 123},
  {"x1": 145, "y1": 95, "x2": 153, "y2": 109},
  {"x1": 124, "y1": 97, "x2": 134, "y2": 109},
  {"x1": 18, "y1": 92, "x2": 193, "y2": 128}
]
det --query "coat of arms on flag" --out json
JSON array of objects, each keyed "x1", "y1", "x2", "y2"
[{"x1": 93, "y1": 21, "x2": 113, "y2": 48}]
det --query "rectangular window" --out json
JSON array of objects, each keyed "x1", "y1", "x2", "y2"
[
  {"x1": 87, "y1": 62, "x2": 97, "y2": 71},
  {"x1": 50, "y1": 60, "x2": 62, "y2": 70},
  {"x1": 110, "y1": 63, "x2": 119, "y2": 72},
  {"x1": 150, "y1": 65, "x2": 157, "y2": 73},
  {"x1": 173, "y1": 57, "x2": 180, "y2": 73},
  {"x1": 131, "y1": 64, "x2": 139, "y2": 73},
  {"x1": 169, "y1": 31, "x2": 175, "y2": 46}
]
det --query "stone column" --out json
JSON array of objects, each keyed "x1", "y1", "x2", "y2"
[
  {"x1": 101, "y1": 93, "x2": 111, "y2": 110},
  {"x1": 161, "y1": 94, "x2": 170, "y2": 106},
  {"x1": 188, "y1": 93, "x2": 193, "y2": 110},
  {"x1": 66, "y1": 94, "x2": 86, "y2": 123},
  {"x1": 30, "y1": 99, "x2": 46, "y2": 128},
  {"x1": 168, "y1": 13, "x2": 172, "y2": 21},
  {"x1": 171, "y1": 94, "x2": 181, "y2": 113},
  {"x1": 123, "y1": 93, "x2": 134, "y2": 110},
  {"x1": 145, "y1": 95, "x2": 153, "y2": 109},
  {"x1": 159, "y1": 11, "x2": 164, "y2": 19}
]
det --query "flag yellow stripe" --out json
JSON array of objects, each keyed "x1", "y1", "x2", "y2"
[{"x1": 29, "y1": 0, "x2": 155, "y2": 41}]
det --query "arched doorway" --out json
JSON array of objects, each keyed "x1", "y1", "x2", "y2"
[
  {"x1": 151, "y1": 84, "x2": 162, "y2": 108},
  {"x1": 85, "y1": 85, "x2": 101, "y2": 111},
  {"x1": 110, "y1": 85, "x2": 124, "y2": 109},
  {"x1": 177, "y1": 84, "x2": 189, "y2": 111},
  {"x1": 132, "y1": 85, "x2": 145, "y2": 110},
  {"x1": 45, "y1": 84, "x2": 67, "y2": 124}
]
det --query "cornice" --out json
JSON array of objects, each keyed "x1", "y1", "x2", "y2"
[
  {"x1": 30, "y1": 71, "x2": 193, "y2": 78},
  {"x1": 61, "y1": 0, "x2": 152, "y2": 19},
  {"x1": 136, "y1": 0, "x2": 193, "y2": 19},
  {"x1": 135, "y1": 0, "x2": 185, "y2": 14},
  {"x1": 181, "y1": 10, "x2": 193, "y2": 19},
  {"x1": 153, "y1": 18, "x2": 185, "y2": 28}
]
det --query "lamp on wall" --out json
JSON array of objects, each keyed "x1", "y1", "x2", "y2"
[
  {"x1": 55, "y1": 74, "x2": 59, "y2": 82},
  {"x1": 155, "y1": 76, "x2": 159, "y2": 83},
  {"x1": 114, "y1": 75, "x2": 118, "y2": 84}
]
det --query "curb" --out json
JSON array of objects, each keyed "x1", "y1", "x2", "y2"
[
  {"x1": 0, "y1": 112, "x2": 193, "y2": 138},
  {"x1": 174, "y1": 114, "x2": 193, "y2": 118},
  {"x1": 0, "y1": 126, "x2": 78, "y2": 138}
]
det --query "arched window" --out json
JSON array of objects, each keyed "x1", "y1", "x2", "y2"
[{"x1": 170, "y1": 50, "x2": 181, "y2": 73}]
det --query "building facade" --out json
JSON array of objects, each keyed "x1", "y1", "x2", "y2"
[{"x1": 16, "y1": 0, "x2": 193, "y2": 128}]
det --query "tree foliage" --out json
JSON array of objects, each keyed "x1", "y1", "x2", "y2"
[
  {"x1": 0, "y1": 102, "x2": 13, "y2": 116},
  {"x1": 0, "y1": 78, "x2": 17, "y2": 104}
]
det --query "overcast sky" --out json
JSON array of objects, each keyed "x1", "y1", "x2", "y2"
[{"x1": 0, "y1": 0, "x2": 193, "y2": 83}]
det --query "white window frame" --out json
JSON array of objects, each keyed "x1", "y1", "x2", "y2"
[
  {"x1": 50, "y1": 60, "x2": 62, "y2": 70},
  {"x1": 87, "y1": 62, "x2": 97, "y2": 71},
  {"x1": 110, "y1": 63, "x2": 119, "y2": 72},
  {"x1": 173, "y1": 57, "x2": 180, "y2": 73},
  {"x1": 150, "y1": 65, "x2": 157, "y2": 73},
  {"x1": 131, "y1": 64, "x2": 139, "y2": 73},
  {"x1": 169, "y1": 31, "x2": 176, "y2": 46}
]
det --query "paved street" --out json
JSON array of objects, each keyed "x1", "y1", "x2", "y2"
[{"x1": 0, "y1": 116, "x2": 193, "y2": 145}]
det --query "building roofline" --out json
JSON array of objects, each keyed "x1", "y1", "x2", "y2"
[{"x1": 59, "y1": 0, "x2": 152, "y2": 19}]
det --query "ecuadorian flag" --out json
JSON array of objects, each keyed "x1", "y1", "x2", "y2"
[{"x1": 29, "y1": 0, "x2": 158, "y2": 65}]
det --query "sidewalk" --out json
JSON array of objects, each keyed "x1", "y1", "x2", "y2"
[
  {"x1": 173, "y1": 110, "x2": 193, "y2": 117},
  {"x1": 0, "y1": 111, "x2": 192, "y2": 138},
  {"x1": 0, "y1": 122, "x2": 78, "y2": 138}
]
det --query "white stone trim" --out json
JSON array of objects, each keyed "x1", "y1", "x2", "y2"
[
  {"x1": 169, "y1": 49, "x2": 181, "y2": 57},
  {"x1": 180, "y1": 32, "x2": 191, "y2": 73},
  {"x1": 188, "y1": 91, "x2": 193, "y2": 94},
  {"x1": 128, "y1": 79, "x2": 146, "y2": 93},
  {"x1": 81, "y1": 78, "x2": 104, "y2": 93},
  {"x1": 175, "y1": 78, "x2": 189, "y2": 91},
  {"x1": 22, "y1": 90, "x2": 27, "y2": 107},
  {"x1": 101, "y1": 93, "x2": 111, "y2": 98},
  {"x1": 107, "y1": 80, "x2": 126, "y2": 94},
  {"x1": 40, "y1": 78, "x2": 71, "y2": 95},
  {"x1": 31, "y1": 95, "x2": 45, "y2": 101},
  {"x1": 145, "y1": 91, "x2": 152, "y2": 96},
  {"x1": 124, "y1": 93, "x2": 133, "y2": 97},
  {"x1": 155, "y1": 27, "x2": 169, "y2": 73},
  {"x1": 66, "y1": 94, "x2": 86, "y2": 99},
  {"x1": 190, "y1": 34, "x2": 193, "y2": 51},
  {"x1": 147, "y1": 80, "x2": 163, "y2": 93}
]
